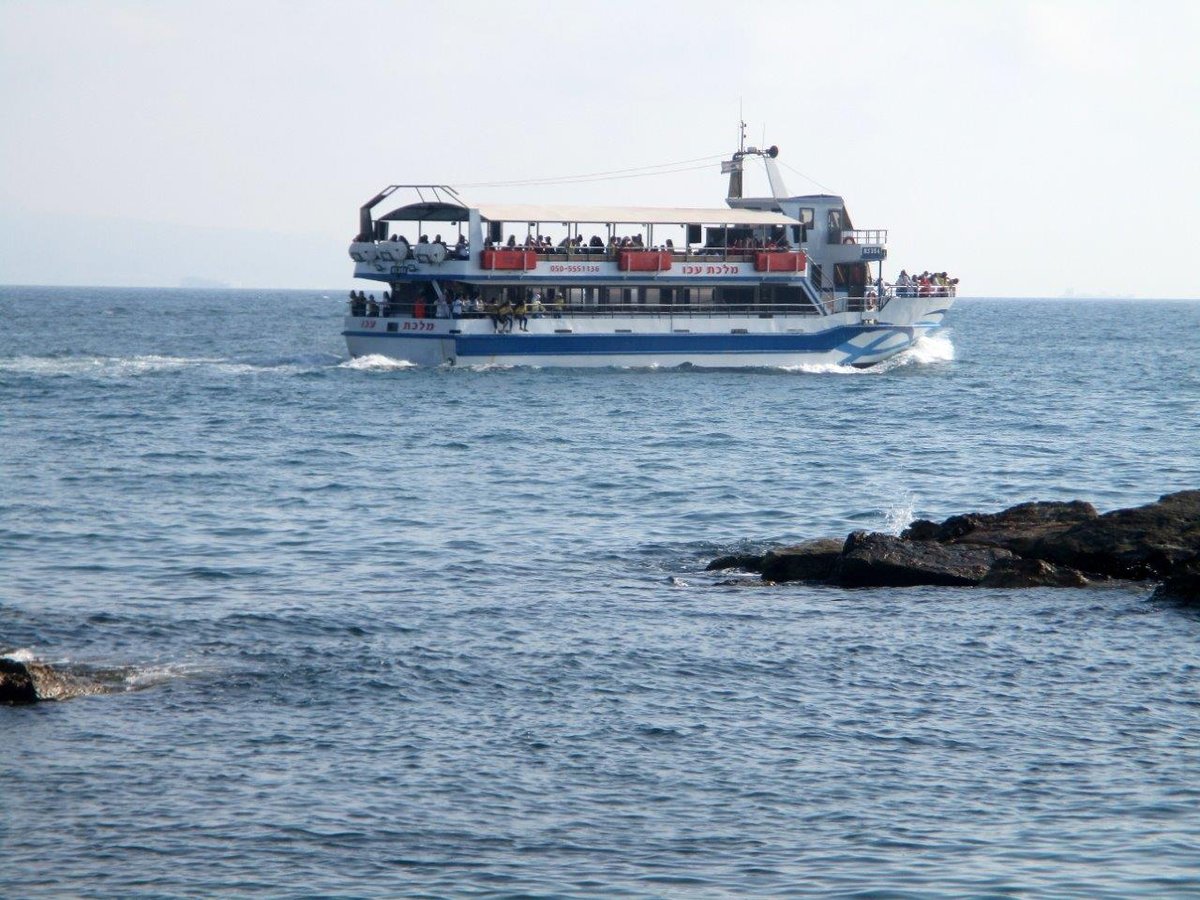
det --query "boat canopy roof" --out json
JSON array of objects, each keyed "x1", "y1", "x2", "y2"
[{"x1": 379, "y1": 200, "x2": 798, "y2": 227}]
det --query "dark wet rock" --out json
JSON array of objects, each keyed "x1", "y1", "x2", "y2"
[
  {"x1": 706, "y1": 490, "x2": 1199, "y2": 596},
  {"x1": 0, "y1": 656, "x2": 106, "y2": 703},
  {"x1": 1150, "y1": 557, "x2": 1200, "y2": 605},
  {"x1": 759, "y1": 538, "x2": 845, "y2": 583},
  {"x1": 706, "y1": 553, "x2": 764, "y2": 573},
  {"x1": 979, "y1": 556, "x2": 1091, "y2": 588},
  {"x1": 902, "y1": 500, "x2": 1099, "y2": 556},
  {"x1": 832, "y1": 531, "x2": 1015, "y2": 588},
  {"x1": 0, "y1": 658, "x2": 38, "y2": 704},
  {"x1": 1032, "y1": 490, "x2": 1200, "y2": 580}
]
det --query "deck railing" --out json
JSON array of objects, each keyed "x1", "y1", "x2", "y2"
[
  {"x1": 833, "y1": 229, "x2": 888, "y2": 246},
  {"x1": 349, "y1": 301, "x2": 828, "y2": 320},
  {"x1": 361, "y1": 241, "x2": 802, "y2": 265}
]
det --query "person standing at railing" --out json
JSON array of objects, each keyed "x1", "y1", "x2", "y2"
[{"x1": 514, "y1": 295, "x2": 529, "y2": 332}]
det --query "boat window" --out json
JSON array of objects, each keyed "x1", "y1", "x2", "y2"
[
  {"x1": 798, "y1": 208, "x2": 814, "y2": 227},
  {"x1": 717, "y1": 286, "x2": 757, "y2": 306},
  {"x1": 827, "y1": 209, "x2": 842, "y2": 231}
]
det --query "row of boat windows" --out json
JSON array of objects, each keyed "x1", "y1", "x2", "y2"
[
  {"x1": 366, "y1": 221, "x2": 815, "y2": 254},
  {"x1": 347, "y1": 285, "x2": 817, "y2": 318}
]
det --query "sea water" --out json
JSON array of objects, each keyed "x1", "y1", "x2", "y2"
[{"x1": 2, "y1": 286, "x2": 1199, "y2": 896}]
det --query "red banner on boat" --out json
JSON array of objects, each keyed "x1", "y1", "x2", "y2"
[
  {"x1": 481, "y1": 249, "x2": 538, "y2": 271},
  {"x1": 618, "y1": 250, "x2": 673, "y2": 272},
  {"x1": 754, "y1": 251, "x2": 807, "y2": 272}
]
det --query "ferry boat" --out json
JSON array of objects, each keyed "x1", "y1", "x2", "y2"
[{"x1": 343, "y1": 140, "x2": 954, "y2": 368}]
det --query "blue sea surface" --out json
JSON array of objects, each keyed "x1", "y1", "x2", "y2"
[{"x1": 2, "y1": 286, "x2": 1199, "y2": 897}]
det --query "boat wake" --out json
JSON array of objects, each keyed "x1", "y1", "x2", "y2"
[
  {"x1": 338, "y1": 354, "x2": 418, "y2": 371},
  {"x1": 0, "y1": 353, "x2": 345, "y2": 378},
  {"x1": 900, "y1": 330, "x2": 955, "y2": 366}
]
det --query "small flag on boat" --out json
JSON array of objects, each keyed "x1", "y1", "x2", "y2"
[{"x1": 720, "y1": 159, "x2": 742, "y2": 174}]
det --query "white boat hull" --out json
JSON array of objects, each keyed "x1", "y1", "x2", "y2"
[{"x1": 343, "y1": 298, "x2": 951, "y2": 368}]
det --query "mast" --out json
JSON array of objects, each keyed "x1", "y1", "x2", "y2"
[
  {"x1": 725, "y1": 119, "x2": 747, "y2": 199},
  {"x1": 724, "y1": 123, "x2": 783, "y2": 201}
]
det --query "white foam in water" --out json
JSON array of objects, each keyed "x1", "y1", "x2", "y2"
[
  {"x1": 1, "y1": 647, "x2": 37, "y2": 663},
  {"x1": 122, "y1": 662, "x2": 198, "y2": 690},
  {"x1": 777, "y1": 360, "x2": 868, "y2": 375},
  {"x1": 339, "y1": 354, "x2": 418, "y2": 371},
  {"x1": 0, "y1": 354, "x2": 272, "y2": 378},
  {"x1": 883, "y1": 492, "x2": 918, "y2": 535},
  {"x1": 902, "y1": 330, "x2": 955, "y2": 365}
]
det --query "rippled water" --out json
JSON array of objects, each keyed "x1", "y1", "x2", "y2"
[{"x1": 3, "y1": 286, "x2": 1199, "y2": 896}]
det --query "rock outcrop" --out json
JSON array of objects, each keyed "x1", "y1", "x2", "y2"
[
  {"x1": 710, "y1": 491, "x2": 1200, "y2": 595},
  {"x1": 1032, "y1": 491, "x2": 1200, "y2": 580},
  {"x1": 832, "y1": 532, "x2": 1014, "y2": 587},
  {"x1": 902, "y1": 500, "x2": 1098, "y2": 556}
]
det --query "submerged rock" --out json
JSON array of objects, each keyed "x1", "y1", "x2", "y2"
[
  {"x1": 705, "y1": 552, "x2": 765, "y2": 573},
  {"x1": 0, "y1": 656, "x2": 108, "y2": 703},
  {"x1": 759, "y1": 538, "x2": 845, "y2": 583}
]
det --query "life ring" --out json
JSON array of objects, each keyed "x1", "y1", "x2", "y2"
[{"x1": 843, "y1": 236, "x2": 856, "y2": 245}]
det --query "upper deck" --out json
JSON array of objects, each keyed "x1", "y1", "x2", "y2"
[{"x1": 350, "y1": 191, "x2": 813, "y2": 285}]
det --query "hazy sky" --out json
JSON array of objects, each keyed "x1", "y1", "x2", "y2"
[{"x1": 2, "y1": 0, "x2": 1198, "y2": 296}]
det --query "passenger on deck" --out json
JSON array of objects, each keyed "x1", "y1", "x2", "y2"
[
  {"x1": 529, "y1": 292, "x2": 545, "y2": 318},
  {"x1": 367, "y1": 294, "x2": 378, "y2": 316},
  {"x1": 506, "y1": 235, "x2": 517, "y2": 248},
  {"x1": 471, "y1": 296, "x2": 485, "y2": 316},
  {"x1": 451, "y1": 295, "x2": 464, "y2": 318},
  {"x1": 590, "y1": 235, "x2": 604, "y2": 248},
  {"x1": 414, "y1": 295, "x2": 426, "y2": 319},
  {"x1": 515, "y1": 295, "x2": 529, "y2": 332},
  {"x1": 497, "y1": 298, "x2": 513, "y2": 333},
  {"x1": 435, "y1": 296, "x2": 450, "y2": 319}
]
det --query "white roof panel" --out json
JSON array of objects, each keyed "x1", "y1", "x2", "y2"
[
  {"x1": 377, "y1": 200, "x2": 798, "y2": 226},
  {"x1": 474, "y1": 203, "x2": 798, "y2": 227}
]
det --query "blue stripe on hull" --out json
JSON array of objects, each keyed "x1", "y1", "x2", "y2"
[{"x1": 341, "y1": 325, "x2": 915, "y2": 357}]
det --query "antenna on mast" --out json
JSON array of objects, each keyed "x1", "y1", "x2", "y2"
[{"x1": 724, "y1": 117, "x2": 785, "y2": 201}]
